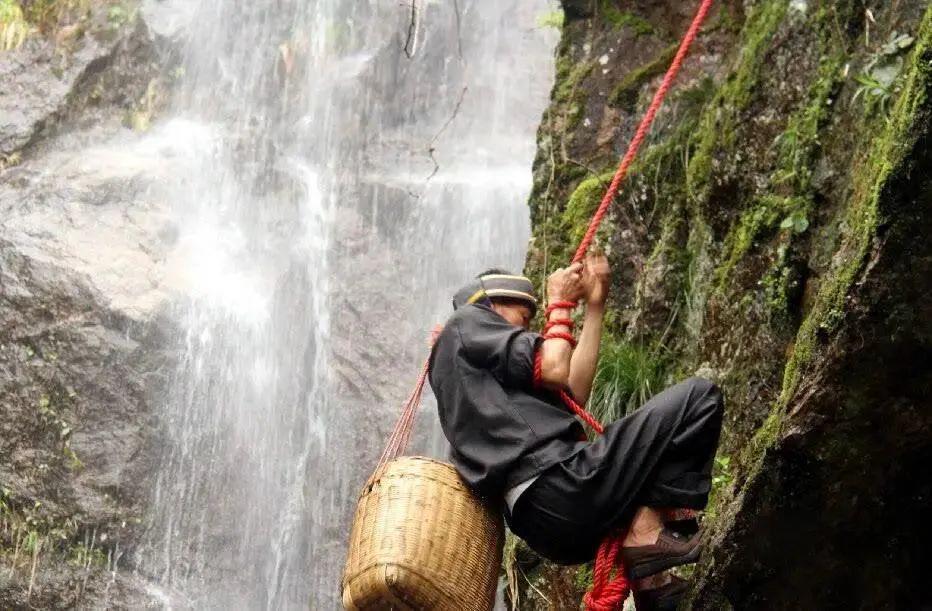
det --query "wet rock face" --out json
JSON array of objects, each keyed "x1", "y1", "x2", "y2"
[
  {"x1": 517, "y1": 0, "x2": 932, "y2": 608},
  {"x1": 0, "y1": 4, "x2": 179, "y2": 606},
  {"x1": 0, "y1": 10, "x2": 167, "y2": 157},
  {"x1": 0, "y1": 242, "x2": 167, "y2": 607}
]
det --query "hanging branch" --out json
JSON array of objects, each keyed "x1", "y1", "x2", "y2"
[
  {"x1": 452, "y1": 0, "x2": 464, "y2": 61},
  {"x1": 402, "y1": 0, "x2": 421, "y2": 59},
  {"x1": 425, "y1": 86, "x2": 468, "y2": 182}
]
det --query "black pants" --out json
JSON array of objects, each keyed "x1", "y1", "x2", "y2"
[{"x1": 505, "y1": 377, "x2": 724, "y2": 565}]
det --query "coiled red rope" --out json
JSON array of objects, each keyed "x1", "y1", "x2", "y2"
[{"x1": 378, "y1": 0, "x2": 715, "y2": 608}]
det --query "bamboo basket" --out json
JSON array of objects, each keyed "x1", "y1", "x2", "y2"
[{"x1": 342, "y1": 456, "x2": 504, "y2": 610}]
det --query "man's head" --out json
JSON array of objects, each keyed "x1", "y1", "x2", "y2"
[{"x1": 452, "y1": 268, "x2": 537, "y2": 329}]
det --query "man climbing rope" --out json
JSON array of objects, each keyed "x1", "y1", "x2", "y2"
[{"x1": 428, "y1": 258, "x2": 724, "y2": 610}]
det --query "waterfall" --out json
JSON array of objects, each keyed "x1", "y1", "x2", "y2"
[{"x1": 138, "y1": 1, "x2": 557, "y2": 608}]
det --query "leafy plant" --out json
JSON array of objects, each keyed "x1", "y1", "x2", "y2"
[
  {"x1": 711, "y1": 454, "x2": 732, "y2": 490},
  {"x1": 780, "y1": 210, "x2": 809, "y2": 234},
  {"x1": 68, "y1": 542, "x2": 106, "y2": 568},
  {"x1": 853, "y1": 30, "x2": 915, "y2": 114},
  {"x1": 588, "y1": 337, "x2": 665, "y2": 423}
]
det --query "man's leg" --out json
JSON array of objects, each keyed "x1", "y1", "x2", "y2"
[
  {"x1": 634, "y1": 377, "x2": 724, "y2": 508},
  {"x1": 618, "y1": 377, "x2": 724, "y2": 547},
  {"x1": 510, "y1": 377, "x2": 724, "y2": 563}
]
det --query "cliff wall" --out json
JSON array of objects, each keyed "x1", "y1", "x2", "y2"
[{"x1": 514, "y1": 1, "x2": 932, "y2": 608}]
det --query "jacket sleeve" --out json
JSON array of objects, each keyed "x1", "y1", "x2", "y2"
[{"x1": 457, "y1": 307, "x2": 543, "y2": 388}]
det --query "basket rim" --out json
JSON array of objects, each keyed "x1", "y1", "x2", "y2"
[
  {"x1": 358, "y1": 456, "x2": 468, "y2": 498},
  {"x1": 342, "y1": 559, "x2": 477, "y2": 607}
]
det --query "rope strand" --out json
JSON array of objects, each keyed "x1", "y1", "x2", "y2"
[{"x1": 572, "y1": 0, "x2": 716, "y2": 265}]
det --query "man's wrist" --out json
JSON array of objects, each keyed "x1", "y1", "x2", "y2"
[{"x1": 543, "y1": 306, "x2": 574, "y2": 336}]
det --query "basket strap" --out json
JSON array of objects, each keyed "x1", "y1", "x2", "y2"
[{"x1": 375, "y1": 325, "x2": 443, "y2": 469}]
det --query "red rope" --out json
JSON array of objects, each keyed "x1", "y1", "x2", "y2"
[
  {"x1": 543, "y1": 318, "x2": 575, "y2": 334},
  {"x1": 378, "y1": 0, "x2": 715, "y2": 607},
  {"x1": 545, "y1": 301, "x2": 579, "y2": 317},
  {"x1": 376, "y1": 325, "x2": 443, "y2": 470},
  {"x1": 558, "y1": 0, "x2": 715, "y2": 607}
]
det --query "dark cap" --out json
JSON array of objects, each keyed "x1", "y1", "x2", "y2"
[{"x1": 452, "y1": 273, "x2": 537, "y2": 315}]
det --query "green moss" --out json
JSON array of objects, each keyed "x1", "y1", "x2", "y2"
[
  {"x1": 772, "y1": 58, "x2": 843, "y2": 190},
  {"x1": 554, "y1": 58, "x2": 594, "y2": 105},
  {"x1": 711, "y1": 8, "x2": 843, "y2": 291},
  {"x1": 704, "y1": 453, "x2": 734, "y2": 521},
  {"x1": 536, "y1": 9, "x2": 564, "y2": 30},
  {"x1": 560, "y1": 171, "x2": 613, "y2": 245},
  {"x1": 598, "y1": 1, "x2": 653, "y2": 36},
  {"x1": 68, "y1": 542, "x2": 107, "y2": 568},
  {"x1": 574, "y1": 563, "x2": 594, "y2": 592},
  {"x1": 0, "y1": 490, "x2": 81, "y2": 569},
  {"x1": 714, "y1": 195, "x2": 804, "y2": 288},
  {"x1": 608, "y1": 43, "x2": 678, "y2": 111},
  {"x1": 686, "y1": 0, "x2": 789, "y2": 204},
  {"x1": 0, "y1": 0, "x2": 31, "y2": 49},
  {"x1": 735, "y1": 408, "x2": 784, "y2": 485},
  {"x1": 779, "y1": 5, "x2": 932, "y2": 406}
]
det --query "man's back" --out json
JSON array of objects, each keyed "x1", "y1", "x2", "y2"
[{"x1": 428, "y1": 303, "x2": 586, "y2": 499}]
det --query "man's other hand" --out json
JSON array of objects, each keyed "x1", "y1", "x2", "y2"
[{"x1": 581, "y1": 253, "x2": 610, "y2": 306}]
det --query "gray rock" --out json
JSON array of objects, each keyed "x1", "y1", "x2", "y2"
[
  {"x1": 0, "y1": 8, "x2": 168, "y2": 158},
  {"x1": 0, "y1": 6, "x2": 185, "y2": 607}
]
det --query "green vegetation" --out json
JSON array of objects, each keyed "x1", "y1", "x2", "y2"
[
  {"x1": 772, "y1": 54, "x2": 844, "y2": 190},
  {"x1": 853, "y1": 30, "x2": 916, "y2": 115},
  {"x1": 714, "y1": 195, "x2": 806, "y2": 289},
  {"x1": 588, "y1": 336, "x2": 666, "y2": 423},
  {"x1": 35, "y1": 390, "x2": 83, "y2": 471},
  {"x1": 686, "y1": 0, "x2": 788, "y2": 204},
  {"x1": 0, "y1": 1, "x2": 132, "y2": 50},
  {"x1": 704, "y1": 453, "x2": 733, "y2": 520},
  {"x1": 573, "y1": 563, "x2": 593, "y2": 593},
  {"x1": 779, "y1": 5, "x2": 932, "y2": 406},
  {"x1": 1, "y1": 491, "x2": 76, "y2": 584},
  {"x1": 608, "y1": 43, "x2": 677, "y2": 111},
  {"x1": 598, "y1": 1, "x2": 653, "y2": 36},
  {"x1": 536, "y1": 9, "x2": 563, "y2": 30},
  {"x1": 106, "y1": 3, "x2": 128, "y2": 28},
  {"x1": 560, "y1": 172, "x2": 612, "y2": 246},
  {"x1": 68, "y1": 542, "x2": 107, "y2": 568},
  {"x1": 553, "y1": 57, "x2": 594, "y2": 132},
  {"x1": 0, "y1": 0, "x2": 31, "y2": 49},
  {"x1": 21, "y1": 0, "x2": 91, "y2": 30}
]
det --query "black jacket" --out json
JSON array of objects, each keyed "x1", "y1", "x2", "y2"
[{"x1": 428, "y1": 303, "x2": 586, "y2": 499}]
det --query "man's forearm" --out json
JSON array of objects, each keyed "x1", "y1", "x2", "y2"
[
  {"x1": 537, "y1": 305, "x2": 573, "y2": 388},
  {"x1": 567, "y1": 302, "x2": 605, "y2": 404}
]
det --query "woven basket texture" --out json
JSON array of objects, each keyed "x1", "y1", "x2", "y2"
[{"x1": 342, "y1": 456, "x2": 504, "y2": 610}]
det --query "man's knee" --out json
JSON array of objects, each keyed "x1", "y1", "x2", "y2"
[{"x1": 683, "y1": 376, "x2": 724, "y2": 418}]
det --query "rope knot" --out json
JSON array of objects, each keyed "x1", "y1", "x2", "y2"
[{"x1": 582, "y1": 531, "x2": 631, "y2": 611}]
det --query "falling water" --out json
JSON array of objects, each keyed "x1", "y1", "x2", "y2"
[{"x1": 139, "y1": 1, "x2": 557, "y2": 608}]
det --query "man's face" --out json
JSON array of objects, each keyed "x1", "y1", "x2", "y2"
[{"x1": 491, "y1": 301, "x2": 534, "y2": 330}]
